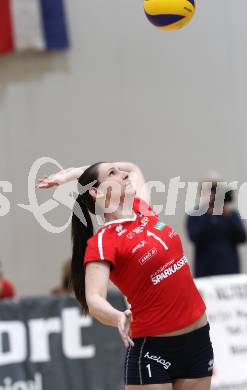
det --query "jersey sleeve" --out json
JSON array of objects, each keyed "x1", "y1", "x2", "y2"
[
  {"x1": 84, "y1": 228, "x2": 117, "y2": 269},
  {"x1": 132, "y1": 197, "x2": 156, "y2": 216}
]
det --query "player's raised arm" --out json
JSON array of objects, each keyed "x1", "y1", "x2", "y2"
[
  {"x1": 36, "y1": 161, "x2": 150, "y2": 204},
  {"x1": 36, "y1": 166, "x2": 90, "y2": 188}
]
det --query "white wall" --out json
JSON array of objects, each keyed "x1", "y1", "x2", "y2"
[{"x1": 0, "y1": 0, "x2": 247, "y2": 296}]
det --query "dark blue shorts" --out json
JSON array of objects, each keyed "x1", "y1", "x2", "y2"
[{"x1": 124, "y1": 323, "x2": 214, "y2": 385}]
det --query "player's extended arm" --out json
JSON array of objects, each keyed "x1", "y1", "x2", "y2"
[
  {"x1": 85, "y1": 261, "x2": 134, "y2": 348},
  {"x1": 36, "y1": 166, "x2": 89, "y2": 188},
  {"x1": 37, "y1": 162, "x2": 150, "y2": 204}
]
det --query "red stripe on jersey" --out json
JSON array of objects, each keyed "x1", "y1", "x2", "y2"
[{"x1": 0, "y1": 0, "x2": 14, "y2": 54}]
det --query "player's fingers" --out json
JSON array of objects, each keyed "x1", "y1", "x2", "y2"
[
  {"x1": 119, "y1": 329, "x2": 132, "y2": 348},
  {"x1": 118, "y1": 322, "x2": 134, "y2": 348},
  {"x1": 37, "y1": 180, "x2": 50, "y2": 186},
  {"x1": 128, "y1": 336, "x2": 135, "y2": 347},
  {"x1": 36, "y1": 182, "x2": 45, "y2": 187},
  {"x1": 36, "y1": 181, "x2": 57, "y2": 189}
]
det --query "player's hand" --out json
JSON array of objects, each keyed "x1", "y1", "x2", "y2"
[
  {"x1": 36, "y1": 176, "x2": 58, "y2": 189},
  {"x1": 36, "y1": 170, "x2": 67, "y2": 189},
  {"x1": 117, "y1": 309, "x2": 134, "y2": 348}
]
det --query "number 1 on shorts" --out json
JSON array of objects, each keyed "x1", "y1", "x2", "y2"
[{"x1": 146, "y1": 364, "x2": 152, "y2": 378}]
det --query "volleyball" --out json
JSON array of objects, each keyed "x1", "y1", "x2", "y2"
[{"x1": 144, "y1": 0, "x2": 196, "y2": 31}]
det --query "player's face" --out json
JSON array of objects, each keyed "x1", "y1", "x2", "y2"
[{"x1": 96, "y1": 162, "x2": 135, "y2": 206}]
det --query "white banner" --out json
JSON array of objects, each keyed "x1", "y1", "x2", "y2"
[{"x1": 195, "y1": 274, "x2": 247, "y2": 390}]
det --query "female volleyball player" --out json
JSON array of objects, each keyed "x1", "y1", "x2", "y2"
[{"x1": 38, "y1": 162, "x2": 214, "y2": 390}]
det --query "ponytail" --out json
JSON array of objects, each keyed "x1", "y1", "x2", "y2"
[{"x1": 70, "y1": 162, "x2": 102, "y2": 313}]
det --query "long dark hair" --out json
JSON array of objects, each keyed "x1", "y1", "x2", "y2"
[{"x1": 71, "y1": 162, "x2": 102, "y2": 313}]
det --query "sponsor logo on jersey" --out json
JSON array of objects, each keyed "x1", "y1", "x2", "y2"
[
  {"x1": 144, "y1": 352, "x2": 171, "y2": 370},
  {"x1": 151, "y1": 256, "x2": 188, "y2": 285},
  {"x1": 139, "y1": 247, "x2": 157, "y2": 265},
  {"x1": 132, "y1": 216, "x2": 149, "y2": 234},
  {"x1": 154, "y1": 221, "x2": 166, "y2": 231},
  {"x1": 168, "y1": 229, "x2": 177, "y2": 238},
  {"x1": 131, "y1": 240, "x2": 147, "y2": 254},
  {"x1": 115, "y1": 224, "x2": 127, "y2": 236},
  {"x1": 127, "y1": 232, "x2": 135, "y2": 239},
  {"x1": 151, "y1": 261, "x2": 175, "y2": 279}
]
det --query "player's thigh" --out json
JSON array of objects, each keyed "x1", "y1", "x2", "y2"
[
  {"x1": 126, "y1": 384, "x2": 173, "y2": 390},
  {"x1": 173, "y1": 376, "x2": 212, "y2": 390}
]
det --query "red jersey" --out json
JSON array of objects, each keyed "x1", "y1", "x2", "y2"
[{"x1": 84, "y1": 198, "x2": 206, "y2": 338}]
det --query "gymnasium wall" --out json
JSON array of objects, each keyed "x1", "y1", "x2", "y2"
[{"x1": 0, "y1": 0, "x2": 247, "y2": 295}]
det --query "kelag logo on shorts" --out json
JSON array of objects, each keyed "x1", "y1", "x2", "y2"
[{"x1": 139, "y1": 247, "x2": 157, "y2": 265}]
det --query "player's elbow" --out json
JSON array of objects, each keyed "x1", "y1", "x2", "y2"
[
  {"x1": 86, "y1": 293, "x2": 104, "y2": 318},
  {"x1": 87, "y1": 298, "x2": 99, "y2": 320}
]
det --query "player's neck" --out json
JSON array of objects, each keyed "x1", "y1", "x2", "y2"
[{"x1": 104, "y1": 206, "x2": 135, "y2": 223}]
